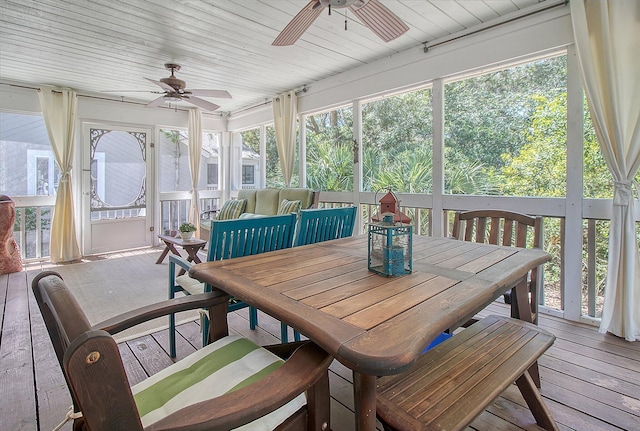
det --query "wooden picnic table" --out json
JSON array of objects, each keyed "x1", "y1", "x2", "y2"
[{"x1": 189, "y1": 235, "x2": 550, "y2": 431}]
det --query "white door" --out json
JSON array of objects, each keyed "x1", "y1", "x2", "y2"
[{"x1": 82, "y1": 124, "x2": 154, "y2": 254}]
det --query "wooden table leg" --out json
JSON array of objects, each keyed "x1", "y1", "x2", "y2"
[{"x1": 353, "y1": 372, "x2": 377, "y2": 431}]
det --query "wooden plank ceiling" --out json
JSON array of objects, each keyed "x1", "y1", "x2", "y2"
[{"x1": 0, "y1": 0, "x2": 551, "y2": 114}]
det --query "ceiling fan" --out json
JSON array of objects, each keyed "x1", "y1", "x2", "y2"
[
  {"x1": 273, "y1": 0, "x2": 409, "y2": 46},
  {"x1": 143, "y1": 63, "x2": 231, "y2": 111}
]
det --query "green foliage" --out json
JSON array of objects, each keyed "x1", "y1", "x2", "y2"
[
  {"x1": 491, "y1": 94, "x2": 567, "y2": 197},
  {"x1": 306, "y1": 139, "x2": 354, "y2": 191},
  {"x1": 444, "y1": 56, "x2": 566, "y2": 171},
  {"x1": 371, "y1": 145, "x2": 433, "y2": 194},
  {"x1": 179, "y1": 222, "x2": 196, "y2": 232},
  {"x1": 241, "y1": 129, "x2": 260, "y2": 153},
  {"x1": 444, "y1": 155, "x2": 497, "y2": 195},
  {"x1": 305, "y1": 108, "x2": 354, "y2": 191},
  {"x1": 362, "y1": 89, "x2": 433, "y2": 193},
  {"x1": 14, "y1": 207, "x2": 51, "y2": 231}
]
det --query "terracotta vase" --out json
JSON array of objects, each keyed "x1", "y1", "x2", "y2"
[{"x1": 0, "y1": 195, "x2": 23, "y2": 274}]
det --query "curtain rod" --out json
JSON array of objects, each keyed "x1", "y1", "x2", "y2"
[
  {"x1": 3, "y1": 83, "x2": 224, "y2": 116},
  {"x1": 423, "y1": 0, "x2": 567, "y2": 52},
  {"x1": 230, "y1": 85, "x2": 309, "y2": 117}
]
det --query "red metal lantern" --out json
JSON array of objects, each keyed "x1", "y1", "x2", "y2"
[{"x1": 371, "y1": 189, "x2": 411, "y2": 223}]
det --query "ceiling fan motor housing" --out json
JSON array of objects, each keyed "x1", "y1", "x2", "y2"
[
  {"x1": 321, "y1": 0, "x2": 366, "y2": 8},
  {"x1": 160, "y1": 76, "x2": 186, "y2": 91},
  {"x1": 161, "y1": 63, "x2": 186, "y2": 91}
]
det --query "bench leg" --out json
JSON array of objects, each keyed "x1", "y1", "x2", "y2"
[
  {"x1": 515, "y1": 371, "x2": 559, "y2": 431},
  {"x1": 512, "y1": 279, "x2": 542, "y2": 388}
]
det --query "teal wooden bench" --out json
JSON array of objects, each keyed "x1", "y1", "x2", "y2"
[
  {"x1": 280, "y1": 206, "x2": 357, "y2": 342},
  {"x1": 376, "y1": 315, "x2": 559, "y2": 431},
  {"x1": 169, "y1": 214, "x2": 297, "y2": 357},
  {"x1": 294, "y1": 206, "x2": 357, "y2": 246}
]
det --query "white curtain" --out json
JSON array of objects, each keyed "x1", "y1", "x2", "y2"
[
  {"x1": 571, "y1": 0, "x2": 640, "y2": 341},
  {"x1": 272, "y1": 91, "x2": 297, "y2": 187},
  {"x1": 38, "y1": 86, "x2": 81, "y2": 263},
  {"x1": 188, "y1": 108, "x2": 203, "y2": 234}
]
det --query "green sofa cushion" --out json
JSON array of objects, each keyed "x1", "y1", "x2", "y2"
[
  {"x1": 254, "y1": 189, "x2": 281, "y2": 215},
  {"x1": 237, "y1": 189, "x2": 257, "y2": 214},
  {"x1": 279, "y1": 188, "x2": 315, "y2": 210}
]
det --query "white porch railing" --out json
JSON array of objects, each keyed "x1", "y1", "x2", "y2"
[
  {"x1": 10, "y1": 196, "x2": 56, "y2": 261},
  {"x1": 10, "y1": 191, "x2": 616, "y2": 327},
  {"x1": 158, "y1": 190, "x2": 222, "y2": 235}
]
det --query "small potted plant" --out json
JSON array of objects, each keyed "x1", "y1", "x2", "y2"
[{"x1": 178, "y1": 222, "x2": 196, "y2": 241}]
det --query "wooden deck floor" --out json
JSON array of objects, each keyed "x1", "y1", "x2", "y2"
[{"x1": 2, "y1": 266, "x2": 639, "y2": 431}]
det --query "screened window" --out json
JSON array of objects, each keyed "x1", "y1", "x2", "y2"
[
  {"x1": 0, "y1": 112, "x2": 54, "y2": 258},
  {"x1": 265, "y1": 123, "x2": 300, "y2": 188},
  {"x1": 362, "y1": 88, "x2": 432, "y2": 193},
  {"x1": 158, "y1": 129, "x2": 217, "y2": 192},
  {"x1": 239, "y1": 128, "x2": 261, "y2": 188},
  {"x1": 265, "y1": 125, "x2": 280, "y2": 188},
  {"x1": 444, "y1": 55, "x2": 567, "y2": 197},
  {"x1": 305, "y1": 106, "x2": 354, "y2": 192},
  {"x1": 0, "y1": 112, "x2": 58, "y2": 196}
]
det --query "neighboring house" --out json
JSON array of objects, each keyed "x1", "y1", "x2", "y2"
[
  {"x1": 0, "y1": 113, "x2": 59, "y2": 197},
  {"x1": 241, "y1": 142, "x2": 259, "y2": 189}
]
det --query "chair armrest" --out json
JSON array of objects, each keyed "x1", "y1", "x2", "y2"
[
  {"x1": 169, "y1": 254, "x2": 193, "y2": 272},
  {"x1": 146, "y1": 341, "x2": 332, "y2": 431},
  {"x1": 93, "y1": 292, "x2": 229, "y2": 335}
]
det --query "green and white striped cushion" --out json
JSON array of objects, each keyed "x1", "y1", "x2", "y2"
[
  {"x1": 217, "y1": 199, "x2": 247, "y2": 220},
  {"x1": 132, "y1": 335, "x2": 306, "y2": 430},
  {"x1": 277, "y1": 199, "x2": 302, "y2": 215}
]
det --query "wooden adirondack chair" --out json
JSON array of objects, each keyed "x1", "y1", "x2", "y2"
[
  {"x1": 451, "y1": 209, "x2": 542, "y2": 324},
  {"x1": 33, "y1": 271, "x2": 332, "y2": 431},
  {"x1": 169, "y1": 213, "x2": 297, "y2": 357},
  {"x1": 280, "y1": 206, "x2": 358, "y2": 342}
]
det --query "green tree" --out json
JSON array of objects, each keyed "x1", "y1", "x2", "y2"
[
  {"x1": 306, "y1": 107, "x2": 354, "y2": 191},
  {"x1": 160, "y1": 129, "x2": 187, "y2": 191},
  {"x1": 494, "y1": 94, "x2": 567, "y2": 197},
  {"x1": 444, "y1": 56, "x2": 566, "y2": 174},
  {"x1": 362, "y1": 89, "x2": 433, "y2": 193},
  {"x1": 306, "y1": 139, "x2": 353, "y2": 191}
]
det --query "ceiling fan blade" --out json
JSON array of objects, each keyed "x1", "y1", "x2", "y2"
[
  {"x1": 145, "y1": 77, "x2": 175, "y2": 92},
  {"x1": 101, "y1": 90, "x2": 156, "y2": 93},
  {"x1": 187, "y1": 89, "x2": 232, "y2": 99},
  {"x1": 272, "y1": 0, "x2": 325, "y2": 46},
  {"x1": 350, "y1": 0, "x2": 409, "y2": 43},
  {"x1": 186, "y1": 96, "x2": 220, "y2": 111},
  {"x1": 146, "y1": 95, "x2": 167, "y2": 108}
]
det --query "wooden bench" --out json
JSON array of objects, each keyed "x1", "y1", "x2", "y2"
[{"x1": 376, "y1": 315, "x2": 559, "y2": 431}]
